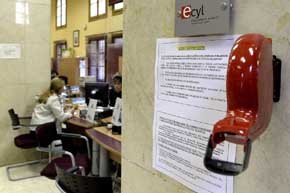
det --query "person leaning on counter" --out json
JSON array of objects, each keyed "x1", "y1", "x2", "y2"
[
  {"x1": 30, "y1": 78, "x2": 74, "y2": 131},
  {"x1": 109, "y1": 73, "x2": 122, "y2": 107}
]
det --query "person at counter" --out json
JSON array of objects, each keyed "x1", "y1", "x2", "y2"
[
  {"x1": 30, "y1": 78, "x2": 74, "y2": 131},
  {"x1": 109, "y1": 73, "x2": 122, "y2": 107},
  {"x1": 51, "y1": 70, "x2": 58, "y2": 80}
]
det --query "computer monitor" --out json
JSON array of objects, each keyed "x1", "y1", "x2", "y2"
[
  {"x1": 85, "y1": 82, "x2": 109, "y2": 106},
  {"x1": 71, "y1": 97, "x2": 86, "y2": 105},
  {"x1": 70, "y1": 85, "x2": 80, "y2": 95}
]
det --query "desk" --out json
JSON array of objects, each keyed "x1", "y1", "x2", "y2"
[
  {"x1": 86, "y1": 126, "x2": 121, "y2": 163},
  {"x1": 66, "y1": 117, "x2": 95, "y2": 129},
  {"x1": 86, "y1": 118, "x2": 121, "y2": 176},
  {"x1": 66, "y1": 116, "x2": 121, "y2": 176}
]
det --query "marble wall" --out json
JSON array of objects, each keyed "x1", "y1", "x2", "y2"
[
  {"x1": 0, "y1": 0, "x2": 50, "y2": 166},
  {"x1": 123, "y1": 0, "x2": 290, "y2": 193}
]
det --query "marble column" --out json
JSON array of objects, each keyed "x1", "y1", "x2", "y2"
[{"x1": 0, "y1": 0, "x2": 50, "y2": 166}]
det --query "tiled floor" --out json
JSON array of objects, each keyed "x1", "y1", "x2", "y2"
[{"x1": 0, "y1": 163, "x2": 60, "y2": 193}]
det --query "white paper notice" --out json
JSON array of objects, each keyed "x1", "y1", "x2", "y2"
[
  {"x1": 112, "y1": 98, "x2": 122, "y2": 127},
  {"x1": 0, "y1": 44, "x2": 21, "y2": 59},
  {"x1": 153, "y1": 35, "x2": 240, "y2": 193}
]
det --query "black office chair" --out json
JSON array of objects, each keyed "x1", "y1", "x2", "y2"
[
  {"x1": 6, "y1": 109, "x2": 44, "y2": 181},
  {"x1": 55, "y1": 165, "x2": 112, "y2": 193},
  {"x1": 35, "y1": 122, "x2": 91, "y2": 179}
]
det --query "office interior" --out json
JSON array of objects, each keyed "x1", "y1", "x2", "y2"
[{"x1": 0, "y1": 0, "x2": 290, "y2": 193}]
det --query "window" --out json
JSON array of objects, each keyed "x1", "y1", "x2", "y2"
[
  {"x1": 56, "y1": 0, "x2": 66, "y2": 28},
  {"x1": 55, "y1": 41, "x2": 67, "y2": 58},
  {"x1": 109, "y1": 0, "x2": 123, "y2": 13},
  {"x1": 53, "y1": 41, "x2": 67, "y2": 73},
  {"x1": 112, "y1": 35, "x2": 123, "y2": 44},
  {"x1": 107, "y1": 33, "x2": 123, "y2": 83},
  {"x1": 87, "y1": 37, "x2": 106, "y2": 81},
  {"x1": 113, "y1": 2, "x2": 123, "y2": 12},
  {"x1": 89, "y1": 0, "x2": 107, "y2": 20}
]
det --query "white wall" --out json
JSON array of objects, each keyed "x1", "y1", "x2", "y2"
[
  {"x1": 123, "y1": 0, "x2": 290, "y2": 192},
  {"x1": 0, "y1": 0, "x2": 50, "y2": 166}
]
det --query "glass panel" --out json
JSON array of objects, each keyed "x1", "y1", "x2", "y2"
[
  {"x1": 90, "y1": 60, "x2": 98, "y2": 75},
  {"x1": 61, "y1": 44, "x2": 67, "y2": 50},
  {"x1": 113, "y1": 37, "x2": 123, "y2": 44},
  {"x1": 62, "y1": 2, "x2": 66, "y2": 25},
  {"x1": 88, "y1": 41, "x2": 98, "y2": 76},
  {"x1": 114, "y1": 2, "x2": 123, "y2": 10},
  {"x1": 98, "y1": 67, "x2": 105, "y2": 81},
  {"x1": 57, "y1": 47, "x2": 62, "y2": 58},
  {"x1": 90, "y1": 3, "x2": 98, "y2": 17},
  {"x1": 61, "y1": 14, "x2": 66, "y2": 25},
  {"x1": 88, "y1": 39, "x2": 106, "y2": 79},
  {"x1": 98, "y1": 55, "x2": 105, "y2": 66},
  {"x1": 57, "y1": 0, "x2": 62, "y2": 26},
  {"x1": 56, "y1": 43, "x2": 66, "y2": 58},
  {"x1": 90, "y1": 66, "x2": 97, "y2": 76},
  {"x1": 57, "y1": 16, "x2": 61, "y2": 27},
  {"x1": 62, "y1": 4, "x2": 66, "y2": 15},
  {"x1": 80, "y1": 59, "x2": 86, "y2": 77},
  {"x1": 91, "y1": 59, "x2": 97, "y2": 67},
  {"x1": 57, "y1": 7, "x2": 61, "y2": 18},
  {"x1": 99, "y1": 0, "x2": 106, "y2": 15},
  {"x1": 98, "y1": 40, "x2": 105, "y2": 51},
  {"x1": 62, "y1": 0, "x2": 66, "y2": 7},
  {"x1": 89, "y1": 41, "x2": 97, "y2": 53}
]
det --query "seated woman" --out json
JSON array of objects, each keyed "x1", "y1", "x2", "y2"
[
  {"x1": 30, "y1": 78, "x2": 73, "y2": 131},
  {"x1": 109, "y1": 74, "x2": 122, "y2": 107}
]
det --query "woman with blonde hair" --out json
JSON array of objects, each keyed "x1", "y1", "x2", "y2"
[{"x1": 30, "y1": 78, "x2": 73, "y2": 130}]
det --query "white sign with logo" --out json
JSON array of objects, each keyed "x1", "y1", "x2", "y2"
[
  {"x1": 86, "y1": 99, "x2": 98, "y2": 122},
  {"x1": 112, "y1": 98, "x2": 122, "y2": 127},
  {"x1": 175, "y1": 0, "x2": 232, "y2": 36}
]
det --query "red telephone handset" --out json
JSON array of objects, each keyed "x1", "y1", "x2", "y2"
[{"x1": 204, "y1": 34, "x2": 273, "y2": 175}]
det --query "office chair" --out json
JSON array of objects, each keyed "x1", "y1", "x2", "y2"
[
  {"x1": 6, "y1": 108, "x2": 44, "y2": 181},
  {"x1": 35, "y1": 122, "x2": 91, "y2": 179},
  {"x1": 55, "y1": 165, "x2": 112, "y2": 193}
]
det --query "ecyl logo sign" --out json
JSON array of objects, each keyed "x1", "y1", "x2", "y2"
[{"x1": 180, "y1": 5, "x2": 205, "y2": 19}]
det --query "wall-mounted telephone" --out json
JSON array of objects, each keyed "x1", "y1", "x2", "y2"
[{"x1": 204, "y1": 34, "x2": 278, "y2": 176}]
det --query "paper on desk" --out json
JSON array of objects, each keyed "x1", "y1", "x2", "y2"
[{"x1": 153, "y1": 35, "x2": 240, "y2": 193}]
